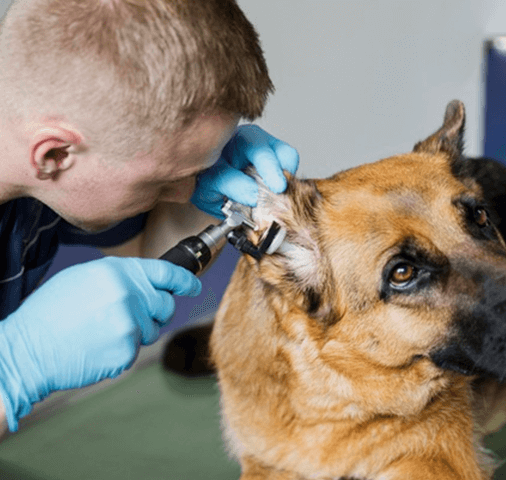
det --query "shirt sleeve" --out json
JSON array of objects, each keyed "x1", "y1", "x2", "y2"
[{"x1": 57, "y1": 213, "x2": 149, "y2": 248}]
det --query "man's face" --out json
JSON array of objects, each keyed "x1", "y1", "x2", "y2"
[{"x1": 47, "y1": 113, "x2": 239, "y2": 232}]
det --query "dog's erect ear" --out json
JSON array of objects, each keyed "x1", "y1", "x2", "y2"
[
  {"x1": 413, "y1": 100, "x2": 465, "y2": 162},
  {"x1": 250, "y1": 171, "x2": 336, "y2": 322}
]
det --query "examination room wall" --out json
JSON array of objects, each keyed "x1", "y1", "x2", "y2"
[{"x1": 238, "y1": 0, "x2": 506, "y2": 178}]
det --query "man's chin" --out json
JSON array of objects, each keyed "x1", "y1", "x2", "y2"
[
  {"x1": 58, "y1": 213, "x2": 122, "y2": 233},
  {"x1": 75, "y1": 221, "x2": 123, "y2": 233}
]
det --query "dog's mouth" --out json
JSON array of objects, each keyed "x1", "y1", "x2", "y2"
[{"x1": 430, "y1": 344, "x2": 491, "y2": 377}]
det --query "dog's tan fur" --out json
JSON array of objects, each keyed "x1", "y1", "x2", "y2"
[{"x1": 210, "y1": 101, "x2": 506, "y2": 480}]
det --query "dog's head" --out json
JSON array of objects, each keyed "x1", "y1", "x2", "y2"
[{"x1": 248, "y1": 100, "x2": 506, "y2": 382}]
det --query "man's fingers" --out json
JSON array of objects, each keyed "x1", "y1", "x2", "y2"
[
  {"x1": 269, "y1": 138, "x2": 299, "y2": 175},
  {"x1": 205, "y1": 160, "x2": 259, "y2": 206},
  {"x1": 148, "y1": 290, "x2": 177, "y2": 325},
  {"x1": 227, "y1": 125, "x2": 299, "y2": 193},
  {"x1": 135, "y1": 259, "x2": 202, "y2": 297}
]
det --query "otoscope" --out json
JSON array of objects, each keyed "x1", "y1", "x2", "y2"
[{"x1": 158, "y1": 200, "x2": 286, "y2": 275}]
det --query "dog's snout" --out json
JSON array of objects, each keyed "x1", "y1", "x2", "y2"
[
  {"x1": 430, "y1": 344, "x2": 487, "y2": 376},
  {"x1": 432, "y1": 273, "x2": 506, "y2": 380}
]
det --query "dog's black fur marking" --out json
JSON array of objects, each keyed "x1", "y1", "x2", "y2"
[
  {"x1": 431, "y1": 272, "x2": 506, "y2": 380},
  {"x1": 453, "y1": 156, "x2": 506, "y2": 239},
  {"x1": 454, "y1": 194, "x2": 501, "y2": 243},
  {"x1": 431, "y1": 155, "x2": 506, "y2": 380},
  {"x1": 305, "y1": 287, "x2": 322, "y2": 315}
]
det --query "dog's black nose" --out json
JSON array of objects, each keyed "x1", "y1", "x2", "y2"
[{"x1": 430, "y1": 344, "x2": 488, "y2": 377}]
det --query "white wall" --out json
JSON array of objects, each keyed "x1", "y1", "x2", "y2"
[
  {"x1": 2, "y1": 0, "x2": 505, "y2": 179},
  {"x1": 0, "y1": 0, "x2": 9, "y2": 19},
  {"x1": 238, "y1": 0, "x2": 506, "y2": 178}
]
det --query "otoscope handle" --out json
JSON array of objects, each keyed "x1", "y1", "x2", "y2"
[{"x1": 158, "y1": 236, "x2": 212, "y2": 275}]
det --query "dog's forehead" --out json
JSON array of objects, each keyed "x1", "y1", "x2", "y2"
[
  {"x1": 320, "y1": 153, "x2": 471, "y2": 218},
  {"x1": 317, "y1": 153, "x2": 476, "y2": 257},
  {"x1": 326, "y1": 153, "x2": 465, "y2": 195}
]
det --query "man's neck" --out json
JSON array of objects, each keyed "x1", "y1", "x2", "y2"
[{"x1": 0, "y1": 183, "x2": 27, "y2": 205}]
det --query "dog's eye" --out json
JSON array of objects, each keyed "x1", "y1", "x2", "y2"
[
  {"x1": 389, "y1": 263, "x2": 416, "y2": 287},
  {"x1": 474, "y1": 207, "x2": 489, "y2": 227}
]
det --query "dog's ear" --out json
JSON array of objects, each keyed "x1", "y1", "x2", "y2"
[
  {"x1": 413, "y1": 100, "x2": 465, "y2": 162},
  {"x1": 250, "y1": 171, "x2": 336, "y2": 323},
  {"x1": 252, "y1": 171, "x2": 323, "y2": 290}
]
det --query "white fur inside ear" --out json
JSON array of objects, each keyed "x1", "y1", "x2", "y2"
[
  {"x1": 249, "y1": 173, "x2": 322, "y2": 290},
  {"x1": 251, "y1": 183, "x2": 292, "y2": 233},
  {"x1": 278, "y1": 239, "x2": 322, "y2": 291}
]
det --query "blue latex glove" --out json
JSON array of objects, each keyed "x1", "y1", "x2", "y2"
[
  {"x1": 191, "y1": 125, "x2": 299, "y2": 218},
  {"x1": 0, "y1": 257, "x2": 201, "y2": 431}
]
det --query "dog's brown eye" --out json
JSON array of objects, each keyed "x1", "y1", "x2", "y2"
[
  {"x1": 389, "y1": 263, "x2": 415, "y2": 286},
  {"x1": 474, "y1": 208, "x2": 489, "y2": 227}
]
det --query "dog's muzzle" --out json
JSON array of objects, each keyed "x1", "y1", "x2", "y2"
[{"x1": 431, "y1": 272, "x2": 506, "y2": 380}]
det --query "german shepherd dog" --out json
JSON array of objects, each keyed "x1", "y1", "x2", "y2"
[{"x1": 210, "y1": 101, "x2": 506, "y2": 480}]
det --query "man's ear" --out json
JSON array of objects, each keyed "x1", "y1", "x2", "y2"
[{"x1": 30, "y1": 126, "x2": 83, "y2": 180}]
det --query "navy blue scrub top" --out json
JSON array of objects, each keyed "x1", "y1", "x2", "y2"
[{"x1": 0, "y1": 198, "x2": 148, "y2": 320}]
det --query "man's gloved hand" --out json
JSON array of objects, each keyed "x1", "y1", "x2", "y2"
[
  {"x1": 191, "y1": 125, "x2": 299, "y2": 218},
  {"x1": 0, "y1": 257, "x2": 201, "y2": 431}
]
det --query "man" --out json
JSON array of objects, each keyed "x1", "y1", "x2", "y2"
[{"x1": 0, "y1": 0, "x2": 298, "y2": 435}]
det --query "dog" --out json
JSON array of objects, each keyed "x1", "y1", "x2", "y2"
[{"x1": 210, "y1": 100, "x2": 506, "y2": 480}]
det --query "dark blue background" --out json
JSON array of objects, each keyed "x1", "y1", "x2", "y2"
[{"x1": 484, "y1": 40, "x2": 506, "y2": 162}]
